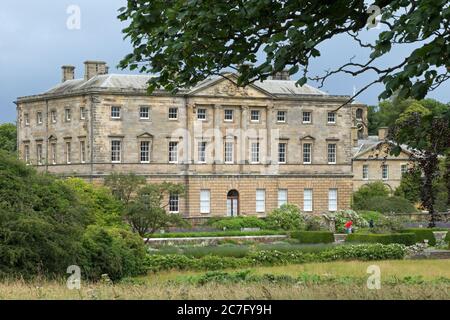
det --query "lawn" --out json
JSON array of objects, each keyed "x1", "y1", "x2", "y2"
[{"x1": 1, "y1": 260, "x2": 448, "y2": 300}]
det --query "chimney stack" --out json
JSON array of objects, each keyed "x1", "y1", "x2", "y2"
[
  {"x1": 84, "y1": 61, "x2": 108, "y2": 81},
  {"x1": 62, "y1": 65, "x2": 75, "y2": 82},
  {"x1": 378, "y1": 127, "x2": 388, "y2": 141}
]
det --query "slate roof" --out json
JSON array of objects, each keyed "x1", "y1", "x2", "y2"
[{"x1": 352, "y1": 136, "x2": 413, "y2": 159}]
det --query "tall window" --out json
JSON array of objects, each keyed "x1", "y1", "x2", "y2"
[
  {"x1": 168, "y1": 142, "x2": 178, "y2": 163},
  {"x1": 169, "y1": 194, "x2": 179, "y2": 213},
  {"x1": 36, "y1": 144, "x2": 43, "y2": 165},
  {"x1": 197, "y1": 108, "x2": 206, "y2": 120},
  {"x1": 278, "y1": 189, "x2": 288, "y2": 208},
  {"x1": 111, "y1": 106, "x2": 121, "y2": 119},
  {"x1": 303, "y1": 143, "x2": 312, "y2": 164},
  {"x1": 140, "y1": 141, "x2": 150, "y2": 163},
  {"x1": 278, "y1": 142, "x2": 286, "y2": 163},
  {"x1": 198, "y1": 141, "x2": 207, "y2": 163},
  {"x1": 224, "y1": 109, "x2": 233, "y2": 121},
  {"x1": 24, "y1": 113, "x2": 30, "y2": 126},
  {"x1": 51, "y1": 143, "x2": 57, "y2": 165},
  {"x1": 250, "y1": 110, "x2": 260, "y2": 122},
  {"x1": 140, "y1": 106, "x2": 150, "y2": 119},
  {"x1": 80, "y1": 107, "x2": 87, "y2": 120},
  {"x1": 327, "y1": 144, "x2": 336, "y2": 164},
  {"x1": 65, "y1": 142, "x2": 71, "y2": 164},
  {"x1": 363, "y1": 165, "x2": 369, "y2": 180},
  {"x1": 24, "y1": 145, "x2": 30, "y2": 163},
  {"x1": 251, "y1": 142, "x2": 260, "y2": 163},
  {"x1": 382, "y1": 164, "x2": 389, "y2": 180},
  {"x1": 37, "y1": 112, "x2": 43, "y2": 125},
  {"x1": 168, "y1": 107, "x2": 178, "y2": 119},
  {"x1": 65, "y1": 109, "x2": 71, "y2": 122},
  {"x1": 327, "y1": 112, "x2": 336, "y2": 124},
  {"x1": 356, "y1": 108, "x2": 363, "y2": 120},
  {"x1": 51, "y1": 110, "x2": 57, "y2": 123},
  {"x1": 328, "y1": 189, "x2": 338, "y2": 212},
  {"x1": 224, "y1": 141, "x2": 234, "y2": 163},
  {"x1": 303, "y1": 189, "x2": 313, "y2": 212},
  {"x1": 256, "y1": 189, "x2": 266, "y2": 213},
  {"x1": 277, "y1": 110, "x2": 286, "y2": 123},
  {"x1": 302, "y1": 111, "x2": 311, "y2": 123},
  {"x1": 401, "y1": 164, "x2": 408, "y2": 175},
  {"x1": 111, "y1": 140, "x2": 121, "y2": 163},
  {"x1": 200, "y1": 190, "x2": 210, "y2": 214},
  {"x1": 80, "y1": 141, "x2": 86, "y2": 163}
]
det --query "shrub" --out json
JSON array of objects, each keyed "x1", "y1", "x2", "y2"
[
  {"x1": 290, "y1": 231, "x2": 335, "y2": 244},
  {"x1": 326, "y1": 210, "x2": 369, "y2": 233},
  {"x1": 81, "y1": 226, "x2": 148, "y2": 280},
  {"x1": 319, "y1": 244, "x2": 406, "y2": 261},
  {"x1": 346, "y1": 233, "x2": 416, "y2": 245},
  {"x1": 210, "y1": 216, "x2": 267, "y2": 230},
  {"x1": 362, "y1": 196, "x2": 417, "y2": 214},
  {"x1": 359, "y1": 211, "x2": 406, "y2": 233},
  {"x1": 401, "y1": 228, "x2": 437, "y2": 246},
  {"x1": 145, "y1": 230, "x2": 285, "y2": 238},
  {"x1": 304, "y1": 214, "x2": 328, "y2": 231},
  {"x1": 265, "y1": 204, "x2": 305, "y2": 231},
  {"x1": 353, "y1": 182, "x2": 390, "y2": 210},
  {"x1": 394, "y1": 170, "x2": 422, "y2": 204},
  {"x1": 446, "y1": 231, "x2": 450, "y2": 243}
]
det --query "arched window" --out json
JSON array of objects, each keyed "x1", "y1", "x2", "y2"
[{"x1": 356, "y1": 108, "x2": 363, "y2": 120}]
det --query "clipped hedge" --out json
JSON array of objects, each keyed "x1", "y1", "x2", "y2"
[
  {"x1": 346, "y1": 233, "x2": 416, "y2": 246},
  {"x1": 209, "y1": 216, "x2": 267, "y2": 230},
  {"x1": 290, "y1": 231, "x2": 335, "y2": 244},
  {"x1": 145, "y1": 230, "x2": 285, "y2": 238},
  {"x1": 145, "y1": 244, "x2": 406, "y2": 272},
  {"x1": 401, "y1": 228, "x2": 436, "y2": 246}
]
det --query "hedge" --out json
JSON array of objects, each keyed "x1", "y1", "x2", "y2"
[
  {"x1": 209, "y1": 216, "x2": 267, "y2": 230},
  {"x1": 401, "y1": 228, "x2": 437, "y2": 246},
  {"x1": 290, "y1": 231, "x2": 335, "y2": 244},
  {"x1": 145, "y1": 230, "x2": 285, "y2": 238},
  {"x1": 346, "y1": 233, "x2": 416, "y2": 246},
  {"x1": 145, "y1": 244, "x2": 406, "y2": 272}
]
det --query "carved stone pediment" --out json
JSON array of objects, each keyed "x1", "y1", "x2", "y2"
[{"x1": 190, "y1": 77, "x2": 272, "y2": 98}]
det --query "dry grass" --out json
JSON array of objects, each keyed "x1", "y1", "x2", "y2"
[{"x1": 0, "y1": 260, "x2": 449, "y2": 300}]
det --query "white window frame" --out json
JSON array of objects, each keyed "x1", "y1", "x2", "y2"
[
  {"x1": 362, "y1": 164, "x2": 369, "y2": 180},
  {"x1": 50, "y1": 143, "x2": 56, "y2": 165},
  {"x1": 65, "y1": 109, "x2": 72, "y2": 122},
  {"x1": 169, "y1": 194, "x2": 179, "y2": 213},
  {"x1": 278, "y1": 142, "x2": 286, "y2": 164},
  {"x1": 277, "y1": 110, "x2": 286, "y2": 123},
  {"x1": 80, "y1": 107, "x2": 87, "y2": 120},
  {"x1": 51, "y1": 110, "x2": 57, "y2": 123},
  {"x1": 327, "y1": 112, "x2": 336, "y2": 124},
  {"x1": 65, "y1": 142, "x2": 71, "y2": 164},
  {"x1": 224, "y1": 109, "x2": 234, "y2": 122},
  {"x1": 111, "y1": 106, "x2": 121, "y2": 119},
  {"x1": 382, "y1": 164, "x2": 389, "y2": 180},
  {"x1": 278, "y1": 189, "x2": 288, "y2": 208},
  {"x1": 168, "y1": 141, "x2": 178, "y2": 163},
  {"x1": 250, "y1": 110, "x2": 260, "y2": 122},
  {"x1": 80, "y1": 141, "x2": 86, "y2": 163},
  {"x1": 37, "y1": 112, "x2": 43, "y2": 125},
  {"x1": 140, "y1": 141, "x2": 150, "y2": 163},
  {"x1": 256, "y1": 189, "x2": 266, "y2": 213},
  {"x1": 198, "y1": 141, "x2": 207, "y2": 163},
  {"x1": 140, "y1": 106, "x2": 150, "y2": 120},
  {"x1": 197, "y1": 108, "x2": 207, "y2": 120},
  {"x1": 327, "y1": 143, "x2": 337, "y2": 164},
  {"x1": 303, "y1": 143, "x2": 312, "y2": 164},
  {"x1": 111, "y1": 140, "x2": 122, "y2": 163},
  {"x1": 168, "y1": 107, "x2": 178, "y2": 120},
  {"x1": 303, "y1": 189, "x2": 313, "y2": 212},
  {"x1": 200, "y1": 189, "x2": 211, "y2": 214},
  {"x1": 401, "y1": 164, "x2": 408, "y2": 175},
  {"x1": 250, "y1": 142, "x2": 260, "y2": 164},
  {"x1": 24, "y1": 144, "x2": 30, "y2": 163},
  {"x1": 328, "y1": 188, "x2": 338, "y2": 212},
  {"x1": 224, "y1": 141, "x2": 234, "y2": 164},
  {"x1": 24, "y1": 113, "x2": 30, "y2": 126},
  {"x1": 302, "y1": 111, "x2": 312, "y2": 124},
  {"x1": 36, "y1": 143, "x2": 43, "y2": 165}
]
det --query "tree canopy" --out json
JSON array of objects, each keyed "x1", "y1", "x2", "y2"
[
  {"x1": 0, "y1": 123, "x2": 16, "y2": 153},
  {"x1": 119, "y1": 0, "x2": 449, "y2": 102}
]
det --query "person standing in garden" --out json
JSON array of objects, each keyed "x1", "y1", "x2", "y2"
[{"x1": 344, "y1": 220, "x2": 353, "y2": 234}]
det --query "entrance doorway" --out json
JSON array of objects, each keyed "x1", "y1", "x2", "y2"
[{"x1": 227, "y1": 190, "x2": 239, "y2": 216}]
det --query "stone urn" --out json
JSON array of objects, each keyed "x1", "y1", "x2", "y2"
[{"x1": 433, "y1": 231, "x2": 448, "y2": 247}]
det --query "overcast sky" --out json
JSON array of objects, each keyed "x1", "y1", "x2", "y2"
[{"x1": 1, "y1": 0, "x2": 449, "y2": 124}]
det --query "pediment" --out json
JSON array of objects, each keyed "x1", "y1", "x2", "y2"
[
  {"x1": 137, "y1": 132, "x2": 154, "y2": 139},
  {"x1": 300, "y1": 135, "x2": 315, "y2": 141},
  {"x1": 48, "y1": 135, "x2": 57, "y2": 141},
  {"x1": 189, "y1": 74, "x2": 273, "y2": 98}
]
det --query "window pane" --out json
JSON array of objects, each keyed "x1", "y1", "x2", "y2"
[
  {"x1": 327, "y1": 112, "x2": 336, "y2": 123},
  {"x1": 140, "y1": 141, "x2": 150, "y2": 163},
  {"x1": 278, "y1": 143, "x2": 286, "y2": 163},
  {"x1": 169, "y1": 107, "x2": 178, "y2": 119},
  {"x1": 111, "y1": 106, "x2": 121, "y2": 118},
  {"x1": 197, "y1": 108, "x2": 206, "y2": 120},
  {"x1": 251, "y1": 142, "x2": 260, "y2": 163},
  {"x1": 328, "y1": 144, "x2": 336, "y2": 164},
  {"x1": 224, "y1": 142, "x2": 233, "y2": 163},
  {"x1": 251, "y1": 110, "x2": 260, "y2": 121},
  {"x1": 169, "y1": 194, "x2": 179, "y2": 213},
  {"x1": 140, "y1": 107, "x2": 149, "y2": 119},
  {"x1": 382, "y1": 165, "x2": 389, "y2": 179},
  {"x1": 80, "y1": 141, "x2": 86, "y2": 163},
  {"x1": 277, "y1": 111, "x2": 286, "y2": 122},
  {"x1": 66, "y1": 142, "x2": 71, "y2": 164},
  {"x1": 256, "y1": 189, "x2": 265, "y2": 213},
  {"x1": 169, "y1": 142, "x2": 178, "y2": 162},
  {"x1": 278, "y1": 189, "x2": 288, "y2": 208},
  {"x1": 303, "y1": 143, "x2": 311, "y2": 163},
  {"x1": 363, "y1": 165, "x2": 369, "y2": 179},
  {"x1": 304, "y1": 189, "x2": 313, "y2": 212},
  {"x1": 224, "y1": 109, "x2": 233, "y2": 121},
  {"x1": 200, "y1": 190, "x2": 210, "y2": 214},
  {"x1": 328, "y1": 189, "x2": 338, "y2": 211},
  {"x1": 303, "y1": 112, "x2": 311, "y2": 123},
  {"x1": 198, "y1": 141, "x2": 207, "y2": 163},
  {"x1": 111, "y1": 140, "x2": 121, "y2": 162}
]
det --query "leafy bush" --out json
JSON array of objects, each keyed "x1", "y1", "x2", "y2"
[
  {"x1": 346, "y1": 233, "x2": 416, "y2": 245},
  {"x1": 353, "y1": 182, "x2": 390, "y2": 210},
  {"x1": 146, "y1": 230, "x2": 285, "y2": 238},
  {"x1": 358, "y1": 211, "x2": 406, "y2": 233},
  {"x1": 361, "y1": 196, "x2": 417, "y2": 214},
  {"x1": 209, "y1": 216, "x2": 267, "y2": 230},
  {"x1": 401, "y1": 228, "x2": 437, "y2": 246},
  {"x1": 304, "y1": 214, "x2": 328, "y2": 231},
  {"x1": 290, "y1": 231, "x2": 335, "y2": 244},
  {"x1": 394, "y1": 170, "x2": 422, "y2": 203},
  {"x1": 81, "y1": 226, "x2": 147, "y2": 280},
  {"x1": 318, "y1": 244, "x2": 406, "y2": 261},
  {"x1": 265, "y1": 204, "x2": 305, "y2": 230},
  {"x1": 327, "y1": 210, "x2": 369, "y2": 233}
]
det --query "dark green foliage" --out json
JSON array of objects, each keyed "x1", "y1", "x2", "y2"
[
  {"x1": 394, "y1": 170, "x2": 422, "y2": 204},
  {"x1": 401, "y1": 228, "x2": 437, "y2": 246},
  {"x1": 209, "y1": 216, "x2": 267, "y2": 230},
  {"x1": 104, "y1": 172, "x2": 146, "y2": 204},
  {"x1": 0, "y1": 123, "x2": 16, "y2": 153},
  {"x1": 346, "y1": 233, "x2": 416, "y2": 246},
  {"x1": 358, "y1": 196, "x2": 417, "y2": 214},
  {"x1": 290, "y1": 231, "x2": 335, "y2": 244},
  {"x1": 353, "y1": 182, "x2": 390, "y2": 210},
  {"x1": 146, "y1": 230, "x2": 285, "y2": 238}
]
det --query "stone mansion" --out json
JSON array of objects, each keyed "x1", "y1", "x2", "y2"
[{"x1": 15, "y1": 61, "x2": 410, "y2": 219}]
